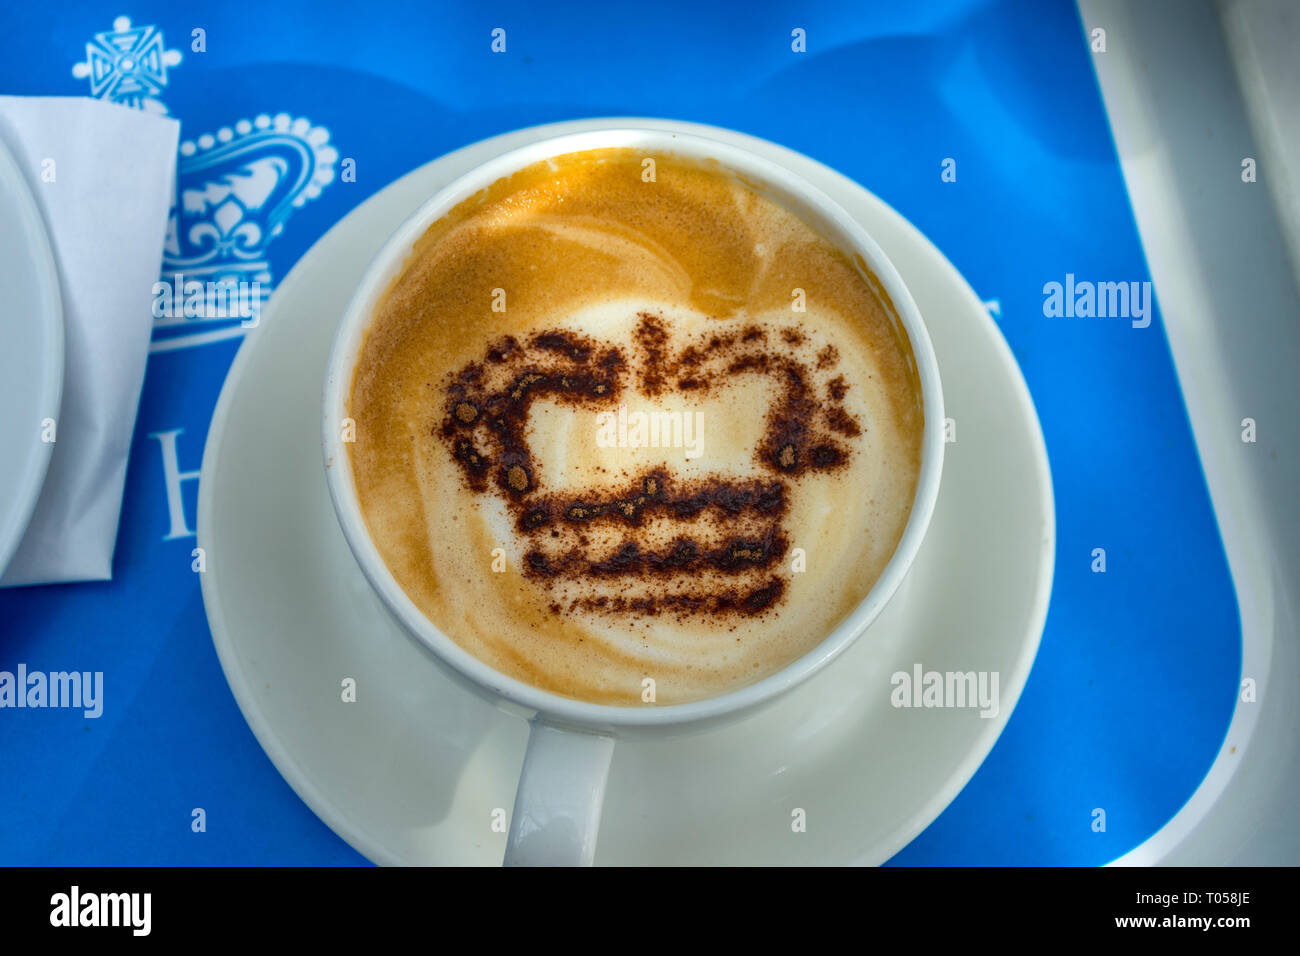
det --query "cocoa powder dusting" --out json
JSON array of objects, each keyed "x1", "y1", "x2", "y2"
[{"x1": 437, "y1": 314, "x2": 863, "y2": 621}]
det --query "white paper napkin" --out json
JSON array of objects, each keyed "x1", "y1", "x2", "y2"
[{"x1": 0, "y1": 96, "x2": 178, "y2": 587}]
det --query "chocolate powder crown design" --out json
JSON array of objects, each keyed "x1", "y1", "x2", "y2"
[{"x1": 438, "y1": 313, "x2": 863, "y2": 618}]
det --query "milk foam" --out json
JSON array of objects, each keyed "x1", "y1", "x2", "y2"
[{"x1": 347, "y1": 148, "x2": 923, "y2": 705}]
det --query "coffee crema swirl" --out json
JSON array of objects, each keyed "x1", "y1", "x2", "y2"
[{"x1": 347, "y1": 148, "x2": 924, "y2": 705}]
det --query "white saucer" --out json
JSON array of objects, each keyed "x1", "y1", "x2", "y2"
[
  {"x1": 0, "y1": 133, "x2": 63, "y2": 577},
  {"x1": 199, "y1": 119, "x2": 1054, "y2": 865}
]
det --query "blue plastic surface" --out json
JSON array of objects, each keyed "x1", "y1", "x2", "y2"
[{"x1": 0, "y1": 0, "x2": 1240, "y2": 865}]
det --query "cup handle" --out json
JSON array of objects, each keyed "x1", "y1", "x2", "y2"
[{"x1": 503, "y1": 720, "x2": 616, "y2": 866}]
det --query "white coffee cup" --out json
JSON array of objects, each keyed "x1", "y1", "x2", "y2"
[{"x1": 322, "y1": 128, "x2": 944, "y2": 866}]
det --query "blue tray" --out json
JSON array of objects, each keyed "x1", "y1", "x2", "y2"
[{"x1": 0, "y1": 0, "x2": 1239, "y2": 865}]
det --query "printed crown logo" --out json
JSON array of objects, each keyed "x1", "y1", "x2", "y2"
[
  {"x1": 72, "y1": 15, "x2": 339, "y2": 350},
  {"x1": 151, "y1": 115, "x2": 337, "y2": 345},
  {"x1": 71, "y1": 16, "x2": 182, "y2": 115}
]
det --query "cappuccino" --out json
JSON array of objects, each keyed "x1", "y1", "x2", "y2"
[{"x1": 347, "y1": 148, "x2": 923, "y2": 705}]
